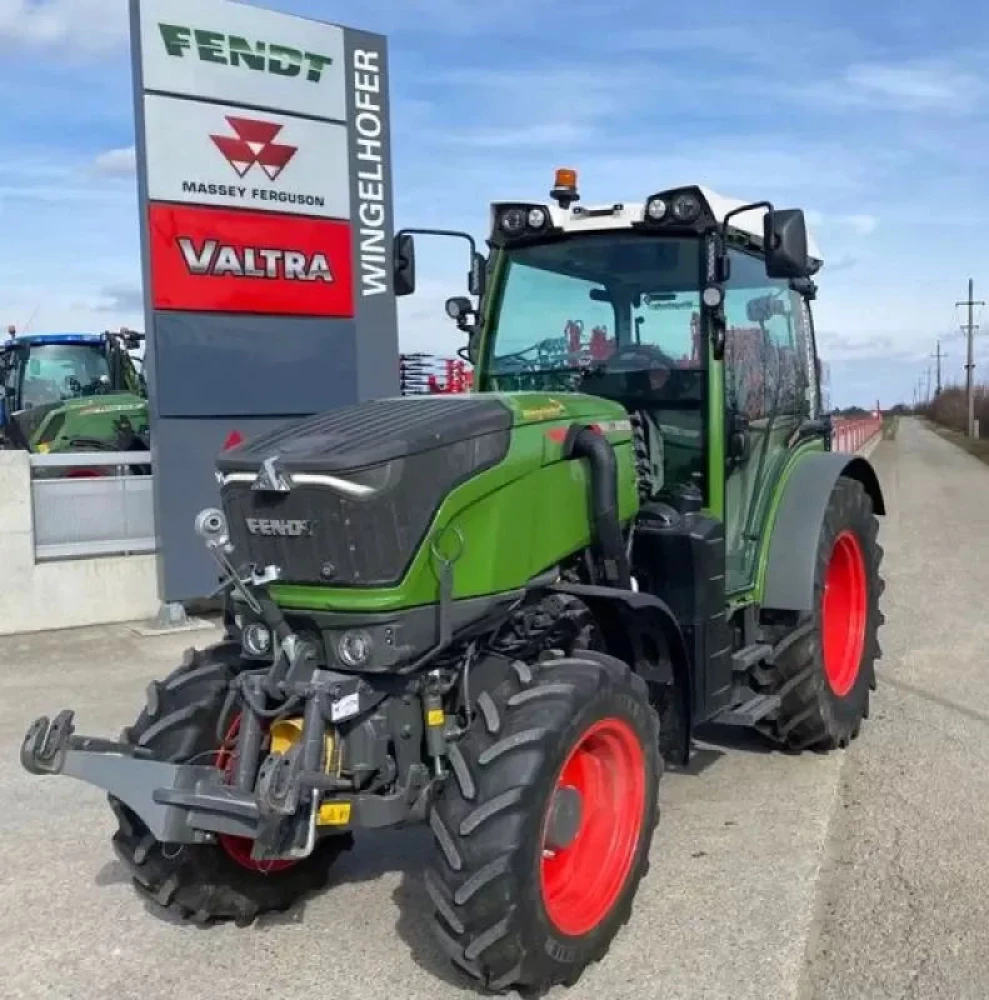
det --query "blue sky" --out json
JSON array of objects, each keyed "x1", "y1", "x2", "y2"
[{"x1": 1, "y1": 0, "x2": 987, "y2": 408}]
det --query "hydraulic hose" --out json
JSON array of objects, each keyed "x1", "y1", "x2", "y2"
[{"x1": 565, "y1": 425, "x2": 633, "y2": 591}]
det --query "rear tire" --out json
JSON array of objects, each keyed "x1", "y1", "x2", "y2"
[
  {"x1": 760, "y1": 476, "x2": 884, "y2": 751},
  {"x1": 425, "y1": 651, "x2": 662, "y2": 995},
  {"x1": 110, "y1": 642, "x2": 352, "y2": 925}
]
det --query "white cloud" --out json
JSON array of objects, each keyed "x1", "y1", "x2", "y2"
[
  {"x1": 93, "y1": 146, "x2": 137, "y2": 177},
  {"x1": 839, "y1": 213, "x2": 878, "y2": 236},
  {"x1": 842, "y1": 62, "x2": 980, "y2": 110},
  {"x1": 0, "y1": 0, "x2": 128, "y2": 53},
  {"x1": 795, "y1": 58, "x2": 987, "y2": 115}
]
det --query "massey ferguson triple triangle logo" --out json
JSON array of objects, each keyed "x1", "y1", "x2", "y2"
[{"x1": 210, "y1": 117, "x2": 297, "y2": 181}]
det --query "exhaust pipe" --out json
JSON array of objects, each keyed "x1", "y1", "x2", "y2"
[{"x1": 564, "y1": 425, "x2": 633, "y2": 591}]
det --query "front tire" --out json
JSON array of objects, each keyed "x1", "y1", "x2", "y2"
[
  {"x1": 110, "y1": 642, "x2": 351, "y2": 925},
  {"x1": 761, "y1": 475, "x2": 884, "y2": 751},
  {"x1": 425, "y1": 651, "x2": 662, "y2": 994}
]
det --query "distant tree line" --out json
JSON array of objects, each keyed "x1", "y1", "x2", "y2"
[{"x1": 921, "y1": 385, "x2": 989, "y2": 437}]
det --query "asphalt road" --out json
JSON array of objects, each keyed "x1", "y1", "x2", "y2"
[
  {"x1": 0, "y1": 418, "x2": 982, "y2": 1000},
  {"x1": 799, "y1": 418, "x2": 989, "y2": 1000}
]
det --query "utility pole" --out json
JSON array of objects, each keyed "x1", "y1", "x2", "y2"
[
  {"x1": 956, "y1": 278, "x2": 984, "y2": 437},
  {"x1": 930, "y1": 340, "x2": 947, "y2": 396},
  {"x1": 926, "y1": 365, "x2": 932, "y2": 404}
]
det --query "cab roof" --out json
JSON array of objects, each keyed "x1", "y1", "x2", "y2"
[
  {"x1": 3, "y1": 332, "x2": 105, "y2": 348},
  {"x1": 493, "y1": 182, "x2": 824, "y2": 266}
]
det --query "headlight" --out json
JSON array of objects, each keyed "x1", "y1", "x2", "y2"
[
  {"x1": 645, "y1": 197, "x2": 668, "y2": 221},
  {"x1": 640, "y1": 187, "x2": 710, "y2": 229},
  {"x1": 494, "y1": 203, "x2": 553, "y2": 239},
  {"x1": 527, "y1": 207, "x2": 548, "y2": 229},
  {"x1": 242, "y1": 621, "x2": 272, "y2": 657},
  {"x1": 671, "y1": 192, "x2": 702, "y2": 223},
  {"x1": 499, "y1": 208, "x2": 527, "y2": 234},
  {"x1": 337, "y1": 629, "x2": 374, "y2": 668}
]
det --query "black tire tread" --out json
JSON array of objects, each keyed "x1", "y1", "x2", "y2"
[
  {"x1": 109, "y1": 642, "x2": 351, "y2": 927},
  {"x1": 426, "y1": 651, "x2": 662, "y2": 995},
  {"x1": 759, "y1": 475, "x2": 884, "y2": 752}
]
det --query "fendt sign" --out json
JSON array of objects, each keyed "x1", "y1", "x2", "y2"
[{"x1": 130, "y1": 0, "x2": 399, "y2": 604}]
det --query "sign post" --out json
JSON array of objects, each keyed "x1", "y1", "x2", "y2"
[{"x1": 129, "y1": 0, "x2": 399, "y2": 611}]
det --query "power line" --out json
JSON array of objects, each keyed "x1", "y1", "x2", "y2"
[
  {"x1": 956, "y1": 278, "x2": 985, "y2": 437},
  {"x1": 931, "y1": 340, "x2": 948, "y2": 396}
]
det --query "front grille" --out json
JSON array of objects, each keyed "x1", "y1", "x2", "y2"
[{"x1": 222, "y1": 430, "x2": 509, "y2": 586}]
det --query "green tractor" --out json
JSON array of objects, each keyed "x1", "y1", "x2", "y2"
[
  {"x1": 0, "y1": 329, "x2": 150, "y2": 474},
  {"x1": 21, "y1": 173, "x2": 884, "y2": 994}
]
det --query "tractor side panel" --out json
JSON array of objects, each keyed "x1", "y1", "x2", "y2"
[
  {"x1": 633, "y1": 512, "x2": 732, "y2": 720},
  {"x1": 759, "y1": 452, "x2": 885, "y2": 612}
]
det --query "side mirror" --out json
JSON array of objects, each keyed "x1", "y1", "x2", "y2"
[
  {"x1": 393, "y1": 233, "x2": 416, "y2": 297},
  {"x1": 764, "y1": 208, "x2": 809, "y2": 280}
]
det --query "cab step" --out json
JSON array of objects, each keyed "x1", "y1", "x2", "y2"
[
  {"x1": 715, "y1": 692, "x2": 781, "y2": 727},
  {"x1": 731, "y1": 642, "x2": 774, "y2": 674}
]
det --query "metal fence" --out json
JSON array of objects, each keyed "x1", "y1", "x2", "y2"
[{"x1": 29, "y1": 452, "x2": 156, "y2": 561}]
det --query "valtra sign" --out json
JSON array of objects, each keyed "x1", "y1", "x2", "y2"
[{"x1": 149, "y1": 205, "x2": 354, "y2": 317}]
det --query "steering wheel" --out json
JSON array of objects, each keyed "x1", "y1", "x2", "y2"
[{"x1": 606, "y1": 342, "x2": 679, "y2": 371}]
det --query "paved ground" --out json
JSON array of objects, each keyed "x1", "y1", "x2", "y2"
[
  {"x1": 0, "y1": 418, "x2": 982, "y2": 1000},
  {"x1": 799, "y1": 418, "x2": 989, "y2": 1000}
]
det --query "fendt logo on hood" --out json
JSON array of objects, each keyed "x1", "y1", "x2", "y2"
[
  {"x1": 210, "y1": 117, "x2": 297, "y2": 181},
  {"x1": 177, "y1": 238, "x2": 334, "y2": 283},
  {"x1": 158, "y1": 23, "x2": 333, "y2": 83},
  {"x1": 245, "y1": 517, "x2": 316, "y2": 538}
]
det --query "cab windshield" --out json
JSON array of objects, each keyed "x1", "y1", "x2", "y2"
[
  {"x1": 15, "y1": 343, "x2": 112, "y2": 410},
  {"x1": 482, "y1": 233, "x2": 704, "y2": 404}
]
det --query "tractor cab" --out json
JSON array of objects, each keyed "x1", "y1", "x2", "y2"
[
  {"x1": 0, "y1": 329, "x2": 147, "y2": 454},
  {"x1": 395, "y1": 170, "x2": 826, "y2": 596}
]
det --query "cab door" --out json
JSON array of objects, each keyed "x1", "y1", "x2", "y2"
[{"x1": 722, "y1": 251, "x2": 812, "y2": 595}]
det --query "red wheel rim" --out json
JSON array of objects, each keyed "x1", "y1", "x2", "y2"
[
  {"x1": 539, "y1": 717, "x2": 647, "y2": 937},
  {"x1": 214, "y1": 716, "x2": 298, "y2": 873},
  {"x1": 821, "y1": 529, "x2": 868, "y2": 697}
]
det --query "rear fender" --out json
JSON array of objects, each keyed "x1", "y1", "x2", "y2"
[
  {"x1": 760, "y1": 452, "x2": 885, "y2": 613},
  {"x1": 549, "y1": 581, "x2": 693, "y2": 763}
]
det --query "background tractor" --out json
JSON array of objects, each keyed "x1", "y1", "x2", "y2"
[
  {"x1": 0, "y1": 329, "x2": 150, "y2": 476},
  {"x1": 21, "y1": 171, "x2": 885, "y2": 996}
]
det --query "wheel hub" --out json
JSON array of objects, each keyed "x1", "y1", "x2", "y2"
[
  {"x1": 544, "y1": 785, "x2": 583, "y2": 852},
  {"x1": 539, "y1": 717, "x2": 647, "y2": 938},
  {"x1": 821, "y1": 528, "x2": 868, "y2": 698}
]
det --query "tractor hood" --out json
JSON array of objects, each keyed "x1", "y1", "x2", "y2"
[
  {"x1": 215, "y1": 391, "x2": 629, "y2": 589},
  {"x1": 216, "y1": 391, "x2": 628, "y2": 477},
  {"x1": 217, "y1": 394, "x2": 513, "y2": 476},
  {"x1": 23, "y1": 392, "x2": 148, "y2": 453}
]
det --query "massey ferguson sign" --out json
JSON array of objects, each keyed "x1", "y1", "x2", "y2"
[
  {"x1": 130, "y1": 0, "x2": 398, "y2": 604},
  {"x1": 142, "y1": 93, "x2": 351, "y2": 219}
]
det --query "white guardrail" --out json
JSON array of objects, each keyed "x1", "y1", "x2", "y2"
[{"x1": 29, "y1": 452, "x2": 155, "y2": 561}]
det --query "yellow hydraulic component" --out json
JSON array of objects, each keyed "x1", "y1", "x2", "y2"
[{"x1": 267, "y1": 717, "x2": 351, "y2": 827}]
